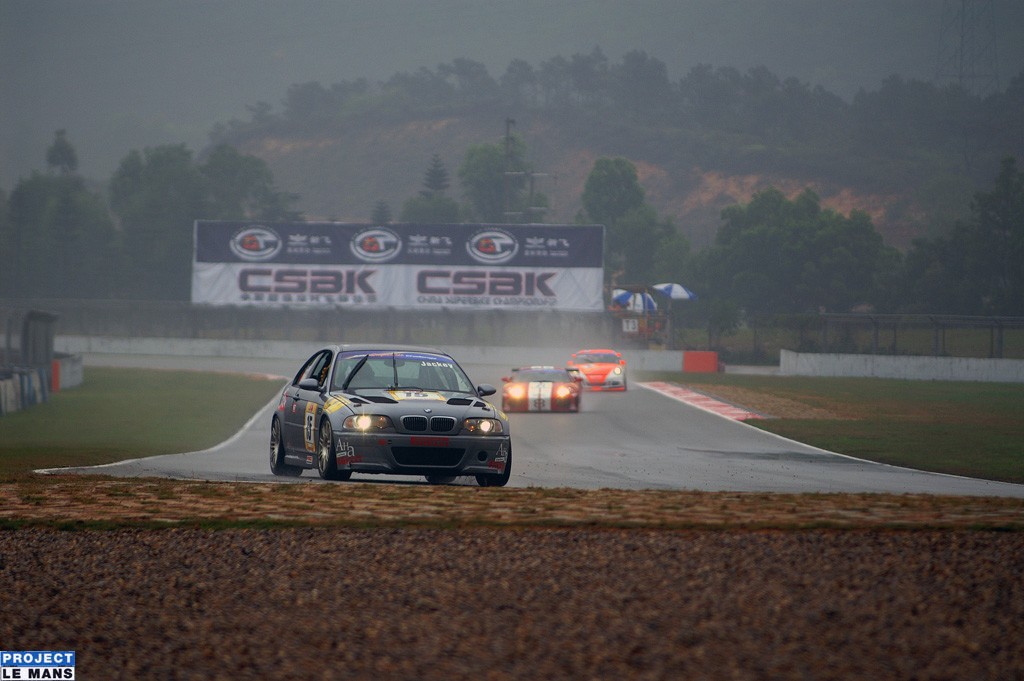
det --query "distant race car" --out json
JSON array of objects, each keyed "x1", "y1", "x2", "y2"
[
  {"x1": 501, "y1": 366, "x2": 582, "y2": 413},
  {"x1": 566, "y1": 348, "x2": 628, "y2": 391},
  {"x1": 269, "y1": 344, "x2": 512, "y2": 486}
]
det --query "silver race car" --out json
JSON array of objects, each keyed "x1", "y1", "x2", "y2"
[{"x1": 269, "y1": 345, "x2": 511, "y2": 486}]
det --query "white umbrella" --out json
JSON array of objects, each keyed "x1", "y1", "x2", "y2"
[{"x1": 652, "y1": 282, "x2": 698, "y2": 300}]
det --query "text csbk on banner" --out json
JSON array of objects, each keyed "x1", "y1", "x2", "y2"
[{"x1": 191, "y1": 221, "x2": 605, "y2": 311}]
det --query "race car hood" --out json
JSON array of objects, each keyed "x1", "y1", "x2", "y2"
[
  {"x1": 325, "y1": 389, "x2": 499, "y2": 418},
  {"x1": 578, "y1": 364, "x2": 617, "y2": 379}
]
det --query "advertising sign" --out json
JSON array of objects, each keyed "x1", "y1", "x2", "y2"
[{"x1": 191, "y1": 221, "x2": 605, "y2": 311}]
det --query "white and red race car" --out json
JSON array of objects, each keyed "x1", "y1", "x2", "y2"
[{"x1": 501, "y1": 366, "x2": 582, "y2": 413}]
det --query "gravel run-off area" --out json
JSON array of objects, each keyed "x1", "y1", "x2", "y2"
[{"x1": 2, "y1": 477, "x2": 1024, "y2": 680}]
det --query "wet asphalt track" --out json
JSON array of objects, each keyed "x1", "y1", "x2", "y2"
[{"x1": 58, "y1": 353, "x2": 1024, "y2": 497}]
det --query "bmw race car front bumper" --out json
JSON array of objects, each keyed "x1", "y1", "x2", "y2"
[
  {"x1": 331, "y1": 431, "x2": 511, "y2": 477},
  {"x1": 581, "y1": 376, "x2": 626, "y2": 391}
]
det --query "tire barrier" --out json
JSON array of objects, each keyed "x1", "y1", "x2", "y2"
[{"x1": 0, "y1": 366, "x2": 49, "y2": 417}]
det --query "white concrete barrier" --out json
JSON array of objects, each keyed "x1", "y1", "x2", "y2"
[
  {"x1": 780, "y1": 350, "x2": 1024, "y2": 383},
  {"x1": 54, "y1": 335, "x2": 686, "y2": 373}
]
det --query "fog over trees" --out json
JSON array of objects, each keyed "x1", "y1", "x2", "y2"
[{"x1": 2, "y1": 2, "x2": 1023, "y2": 323}]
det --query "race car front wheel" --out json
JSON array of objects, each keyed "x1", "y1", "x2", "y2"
[
  {"x1": 476, "y1": 445, "x2": 512, "y2": 487},
  {"x1": 269, "y1": 417, "x2": 302, "y2": 477},
  {"x1": 317, "y1": 419, "x2": 352, "y2": 481}
]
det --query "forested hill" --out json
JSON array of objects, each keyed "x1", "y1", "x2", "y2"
[{"x1": 208, "y1": 52, "x2": 1024, "y2": 250}]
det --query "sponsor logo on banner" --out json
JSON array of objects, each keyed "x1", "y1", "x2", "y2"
[
  {"x1": 351, "y1": 227, "x2": 402, "y2": 262},
  {"x1": 193, "y1": 221, "x2": 604, "y2": 310},
  {"x1": 238, "y1": 268, "x2": 376, "y2": 295},
  {"x1": 229, "y1": 225, "x2": 282, "y2": 261},
  {"x1": 467, "y1": 229, "x2": 518, "y2": 264},
  {"x1": 416, "y1": 270, "x2": 555, "y2": 297}
]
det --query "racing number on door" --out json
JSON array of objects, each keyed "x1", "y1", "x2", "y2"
[{"x1": 304, "y1": 402, "x2": 318, "y2": 452}]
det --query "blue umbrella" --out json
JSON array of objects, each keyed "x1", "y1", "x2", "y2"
[
  {"x1": 652, "y1": 282, "x2": 698, "y2": 301},
  {"x1": 612, "y1": 289, "x2": 658, "y2": 311}
]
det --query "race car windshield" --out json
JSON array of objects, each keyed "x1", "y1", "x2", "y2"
[
  {"x1": 514, "y1": 370, "x2": 572, "y2": 382},
  {"x1": 334, "y1": 353, "x2": 476, "y2": 394},
  {"x1": 576, "y1": 353, "x2": 619, "y2": 364}
]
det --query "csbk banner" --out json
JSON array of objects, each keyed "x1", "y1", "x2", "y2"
[{"x1": 191, "y1": 221, "x2": 605, "y2": 311}]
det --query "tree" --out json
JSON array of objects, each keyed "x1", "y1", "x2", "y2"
[
  {"x1": 568, "y1": 47, "x2": 609, "y2": 107},
  {"x1": 579, "y1": 157, "x2": 688, "y2": 287},
  {"x1": 458, "y1": 136, "x2": 527, "y2": 222},
  {"x1": 4, "y1": 172, "x2": 116, "y2": 298},
  {"x1": 612, "y1": 50, "x2": 673, "y2": 117},
  {"x1": 500, "y1": 59, "x2": 537, "y2": 105},
  {"x1": 580, "y1": 157, "x2": 645, "y2": 228},
  {"x1": 109, "y1": 145, "x2": 208, "y2": 300},
  {"x1": 400, "y1": 155, "x2": 461, "y2": 222},
  {"x1": 400, "y1": 195, "x2": 461, "y2": 223},
  {"x1": 371, "y1": 200, "x2": 392, "y2": 224},
  {"x1": 538, "y1": 55, "x2": 572, "y2": 107},
  {"x1": 200, "y1": 144, "x2": 301, "y2": 221},
  {"x1": 705, "y1": 188, "x2": 895, "y2": 315},
  {"x1": 438, "y1": 58, "x2": 498, "y2": 99},
  {"x1": 613, "y1": 204, "x2": 675, "y2": 283},
  {"x1": 45, "y1": 129, "x2": 78, "y2": 175},
  {"x1": 420, "y1": 154, "x2": 451, "y2": 197},
  {"x1": 901, "y1": 157, "x2": 1024, "y2": 315},
  {"x1": 970, "y1": 157, "x2": 1024, "y2": 314}
]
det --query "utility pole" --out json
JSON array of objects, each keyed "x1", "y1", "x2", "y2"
[{"x1": 503, "y1": 118, "x2": 515, "y2": 218}]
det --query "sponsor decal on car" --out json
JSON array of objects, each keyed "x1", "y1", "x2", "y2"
[
  {"x1": 335, "y1": 440, "x2": 362, "y2": 464},
  {"x1": 528, "y1": 381, "x2": 553, "y2": 411},
  {"x1": 388, "y1": 390, "x2": 446, "y2": 401},
  {"x1": 410, "y1": 436, "x2": 450, "y2": 447},
  {"x1": 303, "y1": 402, "x2": 318, "y2": 452},
  {"x1": 324, "y1": 396, "x2": 350, "y2": 413},
  {"x1": 488, "y1": 442, "x2": 509, "y2": 470}
]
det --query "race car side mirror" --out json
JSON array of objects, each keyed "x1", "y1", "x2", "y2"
[
  {"x1": 477, "y1": 384, "x2": 497, "y2": 397},
  {"x1": 298, "y1": 378, "x2": 321, "y2": 391}
]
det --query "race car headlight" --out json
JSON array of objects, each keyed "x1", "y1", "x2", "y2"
[
  {"x1": 555, "y1": 384, "x2": 575, "y2": 399},
  {"x1": 463, "y1": 418, "x2": 504, "y2": 435},
  {"x1": 504, "y1": 384, "x2": 526, "y2": 400},
  {"x1": 613, "y1": 367, "x2": 623, "y2": 375},
  {"x1": 343, "y1": 414, "x2": 394, "y2": 432}
]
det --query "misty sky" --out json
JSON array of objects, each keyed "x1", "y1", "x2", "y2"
[{"x1": 3, "y1": 0, "x2": 1024, "y2": 188}]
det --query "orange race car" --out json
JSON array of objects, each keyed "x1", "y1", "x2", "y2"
[{"x1": 566, "y1": 349, "x2": 627, "y2": 391}]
